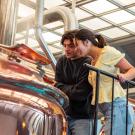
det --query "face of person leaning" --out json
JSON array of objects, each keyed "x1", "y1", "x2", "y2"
[{"x1": 63, "y1": 39, "x2": 81, "y2": 60}]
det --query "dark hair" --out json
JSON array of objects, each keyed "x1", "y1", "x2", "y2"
[
  {"x1": 75, "y1": 29, "x2": 107, "y2": 48},
  {"x1": 61, "y1": 29, "x2": 79, "y2": 45}
]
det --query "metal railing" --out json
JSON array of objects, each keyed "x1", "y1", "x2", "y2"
[{"x1": 84, "y1": 63, "x2": 135, "y2": 135}]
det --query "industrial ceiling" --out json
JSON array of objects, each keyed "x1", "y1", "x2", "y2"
[{"x1": 15, "y1": 0, "x2": 135, "y2": 66}]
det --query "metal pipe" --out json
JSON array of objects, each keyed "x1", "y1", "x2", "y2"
[
  {"x1": 0, "y1": 0, "x2": 18, "y2": 45},
  {"x1": 46, "y1": 6, "x2": 79, "y2": 31},
  {"x1": 35, "y1": 0, "x2": 78, "y2": 70},
  {"x1": 35, "y1": 0, "x2": 56, "y2": 70},
  {"x1": 25, "y1": 23, "x2": 29, "y2": 44},
  {"x1": 72, "y1": 0, "x2": 77, "y2": 15},
  {"x1": 18, "y1": 6, "x2": 78, "y2": 33},
  {"x1": 126, "y1": 83, "x2": 129, "y2": 135},
  {"x1": 111, "y1": 78, "x2": 114, "y2": 135},
  {"x1": 94, "y1": 71, "x2": 100, "y2": 135}
]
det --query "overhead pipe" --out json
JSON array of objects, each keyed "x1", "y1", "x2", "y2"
[
  {"x1": 35, "y1": 5, "x2": 79, "y2": 31},
  {"x1": 72, "y1": 0, "x2": 77, "y2": 14},
  {"x1": 18, "y1": 5, "x2": 78, "y2": 33},
  {"x1": 35, "y1": 1, "x2": 78, "y2": 70}
]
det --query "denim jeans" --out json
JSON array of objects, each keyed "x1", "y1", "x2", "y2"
[
  {"x1": 67, "y1": 116, "x2": 94, "y2": 135},
  {"x1": 98, "y1": 97, "x2": 135, "y2": 135}
]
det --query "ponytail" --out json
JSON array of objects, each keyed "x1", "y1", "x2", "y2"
[
  {"x1": 75, "y1": 29, "x2": 107, "y2": 48},
  {"x1": 95, "y1": 34, "x2": 107, "y2": 48}
]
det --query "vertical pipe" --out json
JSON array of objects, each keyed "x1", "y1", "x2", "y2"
[
  {"x1": 111, "y1": 78, "x2": 115, "y2": 135},
  {"x1": 25, "y1": 23, "x2": 29, "y2": 44},
  {"x1": 94, "y1": 71, "x2": 100, "y2": 135},
  {"x1": 72, "y1": 0, "x2": 76, "y2": 14},
  {"x1": 35, "y1": 0, "x2": 56, "y2": 70},
  {"x1": 0, "y1": 0, "x2": 18, "y2": 45},
  {"x1": 126, "y1": 82, "x2": 129, "y2": 135}
]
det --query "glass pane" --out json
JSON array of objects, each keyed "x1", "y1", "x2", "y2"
[
  {"x1": 29, "y1": 0, "x2": 36, "y2": 2},
  {"x1": 55, "y1": 28, "x2": 64, "y2": 34},
  {"x1": 129, "y1": 6, "x2": 135, "y2": 13},
  {"x1": 80, "y1": 18, "x2": 111, "y2": 30},
  {"x1": 43, "y1": 32, "x2": 61, "y2": 42},
  {"x1": 48, "y1": 46, "x2": 62, "y2": 53},
  {"x1": 18, "y1": 3, "x2": 35, "y2": 17},
  {"x1": 68, "y1": 0, "x2": 86, "y2": 2},
  {"x1": 122, "y1": 22, "x2": 135, "y2": 33},
  {"x1": 29, "y1": 29, "x2": 35, "y2": 35},
  {"x1": 16, "y1": 39, "x2": 25, "y2": 44},
  {"x1": 44, "y1": 0, "x2": 66, "y2": 9},
  {"x1": 28, "y1": 38, "x2": 39, "y2": 48},
  {"x1": 53, "y1": 42, "x2": 63, "y2": 48},
  {"x1": 102, "y1": 10, "x2": 135, "y2": 24},
  {"x1": 113, "y1": 0, "x2": 135, "y2": 6},
  {"x1": 99, "y1": 27, "x2": 129, "y2": 39},
  {"x1": 82, "y1": 0, "x2": 118, "y2": 14},
  {"x1": 75, "y1": 8, "x2": 92, "y2": 20},
  {"x1": 15, "y1": 33, "x2": 24, "y2": 39},
  {"x1": 45, "y1": 21, "x2": 63, "y2": 29}
]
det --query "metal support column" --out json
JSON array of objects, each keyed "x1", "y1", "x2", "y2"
[{"x1": 0, "y1": 0, "x2": 18, "y2": 45}]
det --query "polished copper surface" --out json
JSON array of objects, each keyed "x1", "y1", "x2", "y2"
[
  {"x1": 0, "y1": 43, "x2": 54, "y2": 84},
  {"x1": 0, "y1": 43, "x2": 51, "y2": 65},
  {"x1": 0, "y1": 44, "x2": 68, "y2": 135}
]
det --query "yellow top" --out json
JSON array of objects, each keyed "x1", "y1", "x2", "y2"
[{"x1": 88, "y1": 46, "x2": 125, "y2": 105}]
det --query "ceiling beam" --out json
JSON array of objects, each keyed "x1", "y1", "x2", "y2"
[{"x1": 109, "y1": 36, "x2": 135, "y2": 47}]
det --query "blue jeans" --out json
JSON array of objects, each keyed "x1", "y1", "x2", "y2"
[
  {"x1": 99, "y1": 97, "x2": 135, "y2": 135},
  {"x1": 67, "y1": 116, "x2": 93, "y2": 135}
]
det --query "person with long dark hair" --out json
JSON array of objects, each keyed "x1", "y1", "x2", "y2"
[{"x1": 74, "y1": 29, "x2": 135, "y2": 135}]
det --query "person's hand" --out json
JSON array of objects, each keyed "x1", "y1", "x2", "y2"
[{"x1": 117, "y1": 73, "x2": 127, "y2": 83}]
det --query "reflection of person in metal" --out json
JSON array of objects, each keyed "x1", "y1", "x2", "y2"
[
  {"x1": 75, "y1": 29, "x2": 135, "y2": 135},
  {"x1": 55, "y1": 30, "x2": 94, "y2": 135}
]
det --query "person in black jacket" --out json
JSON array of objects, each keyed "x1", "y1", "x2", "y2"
[{"x1": 55, "y1": 30, "x2": 94, "y2": 135}]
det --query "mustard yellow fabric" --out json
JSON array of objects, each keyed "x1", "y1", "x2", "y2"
[{"x1": 88, "y1": 46, "x2": 126, "y2": 105}]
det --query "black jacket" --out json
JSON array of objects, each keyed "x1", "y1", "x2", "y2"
[{"x1": 55, "y1": 55, "x2": 94, "y2": 118}]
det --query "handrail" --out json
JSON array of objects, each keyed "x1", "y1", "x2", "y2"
[
  {"x1": 84, "y1": 63, "x2": 135, "y2": 135},
  {"x1": 84, "y1": 63, "x2": 135, "y2": 86}
]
